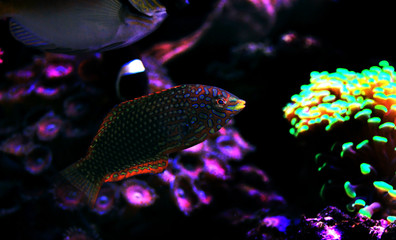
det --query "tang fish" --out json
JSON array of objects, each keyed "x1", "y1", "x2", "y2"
[
  {"x1": 60, "y1": 84, "x2": 246, "y2": 206},
  {"x1": 0, "y1": 0, "x2": 168, "y2": 54}
]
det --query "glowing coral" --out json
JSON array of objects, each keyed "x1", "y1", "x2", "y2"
[
  {"x1": 284, "y1": 61, "x2": 396, "y2": 221},
  {"x1": 157, "y1": 124, "x2": 253, "y2": 215},
  {"x1": 284, "y1": 60, "x2": 396, "y2": 136},
  {"x1": 121, "y1": 179, "x2": 157, "y2": 207},
  {"x1": 44, "y1": 63, "x2": 74, "y2": 79},
  {"x1": 0, "y1": 49, "x2": 3, "y2": 63}
]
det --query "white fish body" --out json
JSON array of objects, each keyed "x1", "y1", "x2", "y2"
[{"x1": 8, "y1": 0, "x2": 167, "y2": 54}]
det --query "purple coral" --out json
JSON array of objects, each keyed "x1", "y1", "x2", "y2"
[
  {"x1": 156, "y1": 123, "x2": 253, "y2": 215},
  {"x1": 63, "y1": 226, "x2": 98, "y2": 240},
  {"x1": 0, "y1": 48, "x2": 3, "y2": 64},
  {"x1": 93, "y1": 183, "x2": 118, "y2": 215},
  {"x1": 53, "y1": 182, "x2": 84, "y2": 210},
  {"x1": 36, "y1": 113, "x2": 63, "y2": 141},
  {"x1": 44, "y1": 63, "x2": 73, "y2": 80},
  {"x1": 24, "y1": 145, "x2": 52, "y2": 174},
  {"x1": 294, "y1": 206, "x2": 396, "y2": 240},
  {"x1": 121, "y1": 179, "x2": 157, "y2": 207}
]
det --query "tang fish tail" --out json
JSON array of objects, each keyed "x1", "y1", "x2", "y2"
[{"x1": 60, "y1": 158, "x2": 103, "y2": 207}]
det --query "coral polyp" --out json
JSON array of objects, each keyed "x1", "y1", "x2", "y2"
[
  {"x1": 44, "y1": 62, "x2": 74, "y2": 80},
  {"x1": 0, "y1": 48, "x2": 3, "y2": 64},
  {"x1": 121, "y1": 179, "x2": 157, "y2": 207},
  {"x1": 24, "y1": 145, "x2": 52, "y2": 174},
  {"x1": 36, "y1": 112, "x2": 63, "y2": 141},
  {"x1": 214, "y1": 127, "x2": 252, "y2": 160},
  {"x1": 63, "y1": 227, "x2": 98, "y2": 240},
  {"x1": 92, "y1": 183, "x2": 118, "y2": 215},
  {"x1": 155, "y1": 123, "x2": 253, "y2": 215},
  {"x1": 53, "y1": 182, "x2": 85, "y2": 210},
  {"x1": 63, "y1": 94, "x2": 91, "y2": 119},
  {"x1": 170, "y1": 175, "x2": 212, "y2": 215},
  {"x1": 284, "y1": 60, "x2": 396, "y2": 221},
  {"x1": 0, "y1": 133, "x2": 34, "y2": 156},
  {"x1": 202, "y1": 155, "x2": 229, "y2": 180}
]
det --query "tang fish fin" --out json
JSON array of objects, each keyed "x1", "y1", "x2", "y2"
[
  {"x1": 129, "y1": 0, "x2": 166, "y2": 16},
  {"x1": 60, "y1": 159, "x2": 104, "y2": 207},
  {"x1": 9, "y1": 0, "x2": 125, "y2": 54},
  {"x1": 104, "y1": 158, "x2": 169, "y2": 183},
  {"x1": 9, "y1": 19, "x2": 54, "y2": 49},
  {"x1": 9, "y1": 18, "x2": 86, "y2": 54}
]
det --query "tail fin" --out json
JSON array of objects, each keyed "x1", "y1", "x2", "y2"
[{"x1": 60, "y1": 160, "x2": 103, "y2": 207}]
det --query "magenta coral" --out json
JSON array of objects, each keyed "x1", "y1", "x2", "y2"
[
  {"x1": 36, "y1": 113, "x2": 63, "y2": 141},
  {"x1": 156, "y1": 123, "x2": 253, "y2": 215},
  {"x1": 0, "y1": 48, "x2": 3, "y2": 64},
  {"x1": 24, "y1": 145, "x2": 52, "y2": 174},
  {"x1": 121, "y1": 179, "x2": 157, "y2": 207}
]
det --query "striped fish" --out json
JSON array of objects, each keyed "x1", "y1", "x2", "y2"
[
  {"x1": 1, "y1": 0, "x2": 167, "y2": 54},
  {"x1": 61, "y1": 84, "x2": 246, "y2": 206}
]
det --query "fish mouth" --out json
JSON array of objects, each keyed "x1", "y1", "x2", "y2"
[{"x1": 227, "y1": 99, "x2": 246, "y2": 111}]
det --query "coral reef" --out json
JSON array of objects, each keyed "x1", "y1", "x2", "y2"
[
  {"x1": 0, "y1": 38, "x2": 256, "y2": 239},
  {"x1": 292, "y1": 206, "x2": 396, "y2": 240},
  {"x1": 159, "y1": 126, "x2": 254, "y2": 215},
  {"x1": 284, "y1": 61, "x2": 396, "y2": 221}
]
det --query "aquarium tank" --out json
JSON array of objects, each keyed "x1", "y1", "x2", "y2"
[{"x1": 1, "y1": 0, "x2": 396, "y2": 239}]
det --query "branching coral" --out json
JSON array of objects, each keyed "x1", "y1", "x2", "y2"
[{"x1": 284, "y1": 61, "x2": 396, "y2": 222}]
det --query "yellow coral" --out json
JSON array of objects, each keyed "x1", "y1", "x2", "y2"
[{"x1": 284, "y1": 60, "x2": 396, "y2": 136}]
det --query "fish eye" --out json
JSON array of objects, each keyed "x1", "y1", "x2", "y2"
[{"x1": 217, "y1": 98, "x2": 226, "y2": 105}]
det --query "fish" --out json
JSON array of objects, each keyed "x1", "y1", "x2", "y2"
[
  {"x1": 0, "y1": 0, "x2": 168, "y2": 54},
  {"x1": 60, "y1": 84, "x2": 246, "y2": 206}
]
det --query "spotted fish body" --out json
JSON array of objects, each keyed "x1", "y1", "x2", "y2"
[{"x1": 61, "y1": 84, "x2": 245, "y2": 206}]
